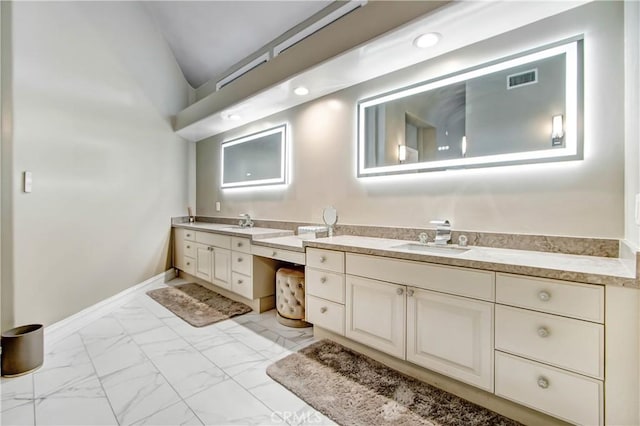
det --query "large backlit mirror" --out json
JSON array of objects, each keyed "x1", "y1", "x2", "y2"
[
  {"x1": 221, "y1": 124, "x2": 287, "y2": 188},
  {"x1": 358, "y1": 39, "x2": 582, "y2": 177}
]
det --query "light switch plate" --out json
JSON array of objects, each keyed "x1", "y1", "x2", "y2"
[
  {"x1": 635, "y1": 194, "x2": 640, "y2": 226},
  {"x1": 215, "y1": 201, "x2": 221, "y2": 212},
  {"x1": 24, "y1": 171, "x2": 32, "y2": 193}
]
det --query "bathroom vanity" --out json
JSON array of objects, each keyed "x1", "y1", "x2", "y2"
[
  {"x1": 172, "y1": 222, "x2": 298, "y2": 312},
  {"x1": 301, "y1": 235, "x2": 637, "y2": 426},
  {"x1": 172, "y1": 222, "x2": 638, "y2": 426}
]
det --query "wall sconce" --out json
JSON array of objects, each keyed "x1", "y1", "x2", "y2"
[
  {"x1": 398, "y1": 144, "x2": 407, "y2": 163},
  {"x1": 461, "y1": 136, "x2": 467, "y2": 157},
  {"x1": 551, "y1": 114, "x2": 564, "y2": 147}
]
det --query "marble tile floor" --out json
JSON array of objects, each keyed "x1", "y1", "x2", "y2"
[{"x1": 1, "y1": 278, "x2": 336, "y2": 426}]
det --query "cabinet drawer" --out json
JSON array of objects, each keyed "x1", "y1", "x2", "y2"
[
  {"x1": 495, "y1": 305, "x2": 603, "y2": 379},
  {"x1": 183, "y1": 256, "x2": 195, "y2": 275},
  {"x1": 496, "y1": 273, "x2": 604, "y2": 323},
  {"x1": 232, "y1": 237, "x2": 251, "y2": 254},
  {"x1": 495, "y1": 352, "x2": 602, "y2": 426},
  {"x1": 305, "y1": 267, "x2": 345, "y2": 304},
  {"x1": 231, "y1": 272, "x2": 252, "y2": 300},
  {"x1": 306, "y1": 248, "x2": 344, "y2": 273},
  {"x1": 183, "y1": 229, "x2": 195, "y2": 241},
  {"x1": 252, "y1": 245, "x2": 306, "y2": 265},
  {"x1": 183, "y1": 241, "x2": 195, "y2": 258},
  {"x1": 232, "y1": 252, "x2": 252, "y2": 276},
  {"x1": 306, "y1": 295, "x2": 345, "y2": 335},
  {"x1": 346, "y1": 253, "x2": 495, "y2": 301},
  {"x1": 196, "y1": 231, "x2": 231, "y2": 249}
]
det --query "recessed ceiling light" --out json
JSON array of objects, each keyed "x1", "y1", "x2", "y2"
[
  {"x1": 294, "y1": 86, "x2": 309, "y2": 96},
  {"x1": 224, "y1": 113, "x2": 240, "y2": 121},
  {"x1": 413, "y1": 32, "x2": 442, "y2": 48}
]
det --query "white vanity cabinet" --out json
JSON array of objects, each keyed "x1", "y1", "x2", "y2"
[
  {"x1": 406, "y1": 288, "x2": 494, "y2": 391},
  {"x1": 345, "y1": 275, "x2": 406, "y2": 359},
  {"x1": 306, "y1": 248, "x2": 346, "y2": 335},
  {"x1": 344, "y1": 253, "x2": 495, "y2": 390},
  {"x1": 194, "y1": 243, "x2": 214, "y2": 282},
  {"x1": 494, "y1": 273, "x2": 605, "y2": 425}
]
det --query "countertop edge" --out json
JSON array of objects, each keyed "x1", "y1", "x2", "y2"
[{"x1": 303, "y1": 240, "x2": 639, "y2": 289}]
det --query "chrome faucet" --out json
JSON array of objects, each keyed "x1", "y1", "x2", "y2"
[
  {"x1": 430, "y1": 220, "x2": 451, "y2": 245},
  {"x1": 238, "y1": 213, "x2": 254, "y2": 228}
]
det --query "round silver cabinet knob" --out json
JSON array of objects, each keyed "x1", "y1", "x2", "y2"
[
  {"x1": 537, "y1": 327, "x2": 550, "y2": 338},
  {"x1": 186, "y1": 245, "x2": 190, "y2": 249},
  {"x1": 237, "y1": 279, "x2": 243, "y2": 284},
  {"x1": 320, "y1": 256, "x2": 327, "y2": 263},
  {"x1": 272, "y1": 251, "x2": 277, "y2": 257},
  {"x1": 538, "y1": 290, "x2": 551, "y2": 302},
  {"x1": 396, "y1": 288, "x2": 404, "y2": 296},
  {"x1": 237, "y1": 257, "x2": 243, "y2": 262},
  {"x1": 320, "y1": 307, "x2": 328, "y2": 313},
  {"x1": 537, "y1": 376, "x2": 549, "y2": 389},
  {"x1": 320, "y1": 277, "x2": 327, "y2": 284},
  {"x1": 407, "y1": 289, "x2": 414, "y2": 297}
]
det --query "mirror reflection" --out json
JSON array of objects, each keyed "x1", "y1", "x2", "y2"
[
  {"x1": 358, "y1": 40, "x2": 581, "y2": 176},
  {"x1": 221, "y1": 124, "x2": 287, "y2": 188}
]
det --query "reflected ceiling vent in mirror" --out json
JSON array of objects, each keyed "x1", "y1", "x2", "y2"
[{"x1": 413, "y1": 32, "x2": 442, "y2": 48}]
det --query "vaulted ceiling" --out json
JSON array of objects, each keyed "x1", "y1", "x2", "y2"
[{"x1": 143, "y1": 1, "x2": 331, "y2": 88}]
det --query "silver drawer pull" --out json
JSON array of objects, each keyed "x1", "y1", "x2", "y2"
[
  {"x1": 320, "y1": 277, "x2": 327, "y2": 284},
  {"x1": 320, "y1": 307, "x2": 328, "y2": 313},
  {"x1": 186, "y1": 233, "x2": 192, "y2": 237},
  {"x1": 237, "y1": 257, "x2": 243, "y2": 262},
  {"x1": 396, "y1": 288, "x2": 404, "y2": 296},
  {"x1": 186, "y1": 262, "x2": 190, "y2": 266},
  {"x1": 237, "y1": 242, "x2": 243, "y2": 247},
  {"x1": 407, "y1": 289, "x2": 414, "y2": 297},
  {"x1": 272, "y1": 251, "x2": 277, "y2": 257},
  {"x1": 538, "y1": 291, "x2": 551, "y2": 302},
  {"x1": 237, "y1": 279, "x2": 243, "y2": 284},
  {"x1": 186, "y1": 245, "x2": 191, "y2": 249},
  {"x1": 537, "y1": 327, "x2": 550, "y2": 338},
  {"x1": 207, "y1": 246, "x2": 213, "y2": 251},
  {"x1": 320, "y1": 256, "x2": 327, "y2": 263},
  {"x1": 537, "y1": 376, "x2": 549, "y2": 389}
]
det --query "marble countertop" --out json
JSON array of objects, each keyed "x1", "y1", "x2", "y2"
[
  {"x1": 173, "y1": 222, "x2": 638, "y2": 287},
  {"x1": 251, "y1": 235, "x2": 306, "y2": 252},
  {"x1": 173, "y1": 222, "x2": 293, "y2": 239},
  {"x1": 304, "y1": 235, "x2": 639, "y2": 288}
]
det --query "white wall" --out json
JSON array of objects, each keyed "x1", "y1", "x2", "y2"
[
  {"x1": 624, "y1": 0, "x2": 640, "y2": 248},
  {"x1": 197, "y1": 2, "x2": 625, "y2": 239},
  {"x1": 1, "y1": 1, "x2": 193, "y2": 329}
]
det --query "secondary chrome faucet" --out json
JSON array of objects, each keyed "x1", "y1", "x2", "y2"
[
  {"x1": 430, "y1": 220, "x2": 451, "y2": 245},
  {"x1": 238, "y1": 213, "x2": 254, "y2": 228}
]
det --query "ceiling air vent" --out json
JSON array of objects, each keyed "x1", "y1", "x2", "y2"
[
  {"x1": 273, "y1": 1, "x2": 367, "y2": 57},
  {"x1": 216, "y1": 52, "x2": 270, "y2": 91},
  {"x1": 507, "y1": 68, "x2": 538, "y2": 90}
]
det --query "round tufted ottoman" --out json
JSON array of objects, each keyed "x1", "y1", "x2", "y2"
[{"x1": 275, "y1": 267, "x2": 311, "y2": 328}]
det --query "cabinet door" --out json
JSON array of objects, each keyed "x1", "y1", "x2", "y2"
[
  {"x1": 194, "y1": 243, "x2": 213, "y2": 282},
  {"x1": 346, "y1": 275, "x2": 405, "y2": 358},
  {"x1": 407, "y1": 288, "x2": 494, "y2": 391},
  {"x1": 213, "y1": 248, "x2": 231, "y2": 290}
]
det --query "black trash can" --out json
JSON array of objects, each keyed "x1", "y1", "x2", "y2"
[{"x1": 1, "y1": 324, "x2": 44, "y2": 377}]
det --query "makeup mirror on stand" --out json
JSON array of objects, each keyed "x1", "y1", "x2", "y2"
[{"x1": 322, "y1": 207, "x2": 338, "y2": 237}]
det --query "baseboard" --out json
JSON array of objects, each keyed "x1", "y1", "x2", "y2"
[{"x1": 44, "y1": 269, "x2": 177, "y2": 350}]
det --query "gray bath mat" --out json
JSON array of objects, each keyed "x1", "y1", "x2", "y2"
[
  {"x1": 147, "y1": 283, "x2": 252, "y2": 327},
  {"x1": 267, "y1": 339, "x2": 521, "y2": 426}
]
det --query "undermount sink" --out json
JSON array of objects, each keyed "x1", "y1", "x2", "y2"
[{"x1": 391, "y1": 243, "x2": 470, "y2": 255}]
